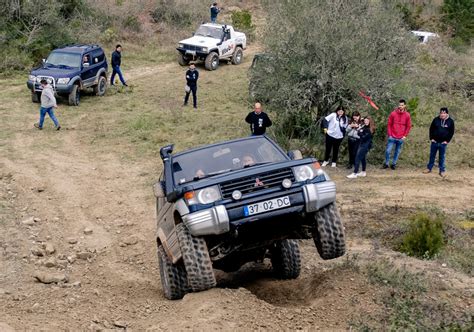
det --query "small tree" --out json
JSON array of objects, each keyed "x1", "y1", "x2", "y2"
[{"x1": 440, "y1": 0, "x2": 474, "y2": 50}]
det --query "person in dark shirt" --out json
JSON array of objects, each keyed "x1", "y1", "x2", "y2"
[
  {"x1": 347, "y1": 116, "x2": 375, "y2": 179},
  {"x1": 110, "y1": 44, "x2": 127, "y2": 86},
  {"x1": 423, "y1": 107, "x2": 455, "y2": 177},
  {"x1": 245, "y1": 103, "x2": 272, "y2": 135},
  {"x1": 183, "y1": 63, "x2": 199, "y2": 109},
  {"x1": 210, "y1": 2, "x2": 221, "y2": 23}
]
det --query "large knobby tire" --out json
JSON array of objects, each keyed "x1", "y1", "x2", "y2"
[
  {"x1": 68, "y1": 84, "x2": 80, "y2": 106},
  {"x1": 204, "y1": 52, "x2": 219, "y2": 71},
  {"x1": 176, "y1": 223, "x2": 216, "y2": 292},
  {"x1": 31, "y1": 91, "x2": 41, "y2": 103},
  {"x1": 178, "y1": 53, "x2": 190, "y2": 66},
  {"x1": 231, "y1": 47, "x2": 243, "y2": 65},
  {"x1": 271, "y1": 239, "x2": 301, "y2": 279},
  {"x1": 94, "y1": 76, "x2": 107, "y2": 96},
  {"x1": 312, "y1": 202, "x2": 346, "y2": 260},
  {"x1": 157, "y1": 245, "x2": 189, "y2": 300}
]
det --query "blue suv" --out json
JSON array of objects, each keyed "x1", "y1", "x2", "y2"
[{"x1": 27, "y1": 44, "x2": 108, "y2": 106}]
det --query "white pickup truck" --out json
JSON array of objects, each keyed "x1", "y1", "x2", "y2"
[{"x1": 177, "y1": 23, "x2": 247, "y2": 71}]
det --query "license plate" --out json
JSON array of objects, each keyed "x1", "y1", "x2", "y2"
[
  {"x1": 186, "y1": 50, "x2": 196, "y2": 55},
  {"x1": 244, "y1": 196, "x2": 291, "y2": 216}
]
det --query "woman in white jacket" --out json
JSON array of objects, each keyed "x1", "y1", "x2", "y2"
[{"x1": 321, "y1": 106, "x2": 348, "y2": 167}]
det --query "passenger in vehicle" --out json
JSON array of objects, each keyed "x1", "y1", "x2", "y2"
[{"x1": 242, "y1": 155, "x2": 255, "y2": 167}]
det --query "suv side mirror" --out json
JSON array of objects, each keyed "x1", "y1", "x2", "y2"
[
  {"x1": 83, "y1": 63, "x2": 90, "y2": 67},
  {"x1": 42, "y1": 59, "x2": 46, "y2": 63}
]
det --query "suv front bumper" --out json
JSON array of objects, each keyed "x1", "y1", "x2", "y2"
[
  {"x1": 182, "y1": 181, "x2": 336, "y2": 236},
  {"x1": 27, "y1": 80, "x2": 74, "y2": 94}
]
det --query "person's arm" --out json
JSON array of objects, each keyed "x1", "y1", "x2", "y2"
[
  {"x1": 245, "y1": 112, "x2": 252, "y2": 124},
  {"x1": 404, "y1": 113, "x2": 412, "y2": 138},
  {"x1": 387, "y1": 112, "x2": 393, "y2": 137},
  {"x1": 429, "y1": 118, "x2": 436, "y2": 141},
  {"x1": 446, "y1": 119, "x2": 455, "y2": 143},
  {"x1": 264, "y1": 113, "x2": 272, "y2": 127},
  {"x1": 195, "y1": 70, "x2": 199, "y2": 81}
]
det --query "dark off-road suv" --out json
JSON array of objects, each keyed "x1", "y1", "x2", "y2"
[
  {"x1": 27, "y1": 44, "x2": 108, "y2": 106},
  {"x1": 154, "y1": 136, "x2": 345, "y2": 300}
]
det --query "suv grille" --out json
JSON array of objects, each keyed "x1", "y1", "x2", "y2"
[
  {"x1": 219, "y1": 168, "x2": 295, "y2": 199},
  {"x1": 182, "y1": 44, "x2": 203, "y2": 52}
]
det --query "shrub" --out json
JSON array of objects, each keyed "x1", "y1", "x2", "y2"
[
  {"x1": 400, "y1": 213, "x2": 445, "y2": 259},
  {"x1": 231, "y1": 10, "x2": 255, "y2": 41}
]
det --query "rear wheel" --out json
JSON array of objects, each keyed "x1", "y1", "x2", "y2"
[
  {"x1": 68, "y1": 84, "x2": 80, "y2": 106},
  {"x1": 31, "y1": 91, "x2": 41, "y2": 103},
  {"x1": 178, "y1": 53, "x2": 190, "y2": 66},
  {"x1": 157, "y1": 245, "x2": 189, "y2": 300},
  {"x1": 271, "y1": 239, "x2": 301, "y2": 279},
  {"x1": 231, "y1": 47, "x2": 243, "y2": 65},
  {"x1": 204, "y1": 52, "x2": 219, "y2": 71},
  {"x1": 312, "y1": 202, "x2": 345, "y2": 260},
  {"x1": 94, "y1": 76, "x2": 107, "y2": 96},
  {"x1": 176, "y1": 223, "x2": 216, "y2": 292}
]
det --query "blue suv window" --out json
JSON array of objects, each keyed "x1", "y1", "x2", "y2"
[
  {"x1": 91, "y1": 49, "x2": 105, "y2": 64},
  {"x1": 46, "y1": 52, "x2": 81, "y2": 68}
]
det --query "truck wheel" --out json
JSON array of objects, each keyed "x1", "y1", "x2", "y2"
[
  {"x1": 312, "y1": 202, "x2": 346, "y2": 260},
  {"x1": 178, "y1": 54, "x2": 190, "y2": 66},
  {"x1": 271, "y1": 239, "x2": 301, "y2": 279},
  {"x1": 68, "y1": 84, "x2": 80, "y2": 106},
  {"x1": 157, "y1": 245, "x2": 189, "y2": 300},
  {"x1": 231, "y1": 47, "x2": 243, "y2": 65},
  {"x1": 94, "y1": 76, "x2": 107, "y2": 96},
  {"x1": 31, "y1": 92, "x2": 41, "y2": 103},
  {"x1": 204, "y1": 52, "x2": 219, "y2": 71},
  {"x1": 176, "y1": 223, "x2": 216, "y2": 292}
]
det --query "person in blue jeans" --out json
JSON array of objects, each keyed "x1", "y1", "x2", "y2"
[
  {"x1": 383, "y1": 99, "x2": 412, "y2": 170},
  {"x1": 34, "y1": 79, "x2": 60, "y2": 130},
  {"x1": 423, "y1": 107, "x2": 455, "y2": 178},
  {"x1": 347, "y1": 116, "x2": 375, "y2": 179},
  {"x1": 110, "y1": 44, "x2": 128, "y2": 86}
]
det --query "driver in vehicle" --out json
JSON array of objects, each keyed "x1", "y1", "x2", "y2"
[
  {"x1": 194, "y1": 169, "x2": 206, "y2": 179},
  {"x1": 83, "y1": 55, "x2": 89, "y2": 65},
  {"x1": 242, "y1": 155, "x2": 256, "y2": 167}
]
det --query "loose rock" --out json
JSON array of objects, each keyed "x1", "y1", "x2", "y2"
[
  {"x1": 33, "y1": 271, "x2": 68, "y2": 284},
  {"x1": 67, "y1": 237, "x2": 78, "y2": 244},
  {"x1": 123, "y1": 236, "x2": 138, "y2": 246},
  {"x1": 45, "y1": 243, "x2": 55, "y2": 255},
  {"x1": 21, "y1": 217, "x2": 35, "y2": 226},
  {"x1": 114, "y1": 321, "x2": 128, "y2": 328},
  {"x1": 31, "y1": 247, "x2": 45, "y2": 257},
  {"x1": 84, "y1": 228, "x2": 93, "y2": 235},
  {"x1": 77, "y1": 252, "x2": 92, "y2": 260},
  {"x1": 44, "y1": 258, "x2": 57, "y2": 268}
]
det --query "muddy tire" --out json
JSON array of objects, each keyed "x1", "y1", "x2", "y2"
[
  {"x1": 312, "y1": 202, "x2": 346, "y2": 260},
  {"x1": 94, "y1": 76, "x2": 107, "y2": 96},
  {"x1": 178, "y1": 53, "x2": 190, "y2": 66},
  {"x1": 271, "y1": 239, "x2": 301, "y2": 279},
  {"x1": 231, "y1": 47, "x2": 243, "y2": 65},
  {"x1": 204, "y1": 52, "x2": 219, "y2": 71},
  {"x1": 176, "y1": 223, "x2": 216, "y2": 292},
  {"x1": 31, "y1": 92, "x2": 41, "y2": 103},
  {"x1": 68, "y1": 84, "x2": 80, "y2": 106},
  {"x1": 157, "y1": 245, "x2": 189, "y2": 300}
]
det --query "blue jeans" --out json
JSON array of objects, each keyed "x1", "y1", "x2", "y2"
[
  {"x1": 39, "y1": 107, "x2": 59, "y2": 128},
  {"x1": 427, "y1": 142, "x2": 447, "y2": 172},
  {"x1": 211, "y1": 17, "x2": 217, "y2": 23},
  {"x1": 384, "y1": 137, "x2": 404, "y2": 166},
  {"x1": 110, "y1": 65, "x2": 126, "y2": 85}
]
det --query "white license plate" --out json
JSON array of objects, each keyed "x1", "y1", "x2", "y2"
[
  {"x1": 186, "y1": 50, "x2": 196, "y2": 55},
  {"x1": 244, "y1": 196, "x2": 291, "y2": 216}
]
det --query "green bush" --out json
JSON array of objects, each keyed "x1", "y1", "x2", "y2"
[
  {"x1": 231, "y1": 10, "x2": 255, "y2": 41},
  {"x1": 400, "y1": 213, "x2": 445, "y2": 259}
]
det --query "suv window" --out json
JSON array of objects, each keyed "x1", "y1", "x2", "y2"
[
  {"x1": 46, "y1": 52, "x2": 81, "y2": 68},
  {"x1": 195, "y1": 26, "x2": 223, "y2": 40},
  {"x1": 172, "y1": 137, "x2": 288, "y2": 184},
  {"x1": 91, "y1": 49, "x2": 105, "y2": 64}
]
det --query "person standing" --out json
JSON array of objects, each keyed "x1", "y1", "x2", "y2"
[
  {"x1": 383, "y1": 99, "x2": 411, "y2": 170},
  {"x1": 347, "y1": 116, "x2": 375, "y2": 178},
  {"x1": 110, "y1": 44, "x2": 128, "y2": 86},
  {"x1": 346, "y1": 111, "x2": 362, "y2": 169},
  {"x1": 321, "y1": 106, "x2": 348, "y2": 168},
  {"x1": 245, "y1": 103, "x2": 272, "y2": 135},
  {"x1": 423, "y1": 107, "x2": 455, "y2": 178},
  {"x1": 210, "y1": 2, "x2": 221, "y2": 23},
  {"x1": 34, "y1": 79, "x2": 60, "y2": 130},
  {"x1": 183, "y1": 63, "x2": 199, "y2": 109}
]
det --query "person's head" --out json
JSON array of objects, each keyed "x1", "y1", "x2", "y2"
[
  {"x1": 242, "y1": 155, "x2": 255, "y2": 167},
  {"x1": 189, "y1": 63, "x2": 195, "y2": 71},
  {"x1": 213, "y1": 2, "x2": 218, "y2": 6},
  {"x1": 195, "y1": 169, "x2": 205, "y2": 178},
  {"x1": 116, "y1": 44, "x2": 122, "y2": 52},
  {"x1": 254, "y1": 102, "x2": 262, "y2": 114},
  {"x1": 336, "y1": 105, "x2": 345, "y2": 117},
  {"x1": 398, "y1": 99, "x2": 406, "y2": 111},
  {"x1": 439, "y1": 107, "x2": 449, "y2": 120},
  {"x1": 40, "y1": 79, "x2": 48, "y2": 87},
  {"x1": 351, "y1": 111, "x2": 361, "y2": 123},
  {"x1": 364, "y1": 116, "x2": 376, "y2": 134}
]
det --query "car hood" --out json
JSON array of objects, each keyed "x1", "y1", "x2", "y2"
[
  {"x1": 179, "y1": 36, "x2": 220, "y2": 48},
  {"x1": 31, "y1": 66, "x2": 80, "y2": 78}
]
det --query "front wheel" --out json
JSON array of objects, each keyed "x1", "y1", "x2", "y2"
[
  {"x1": 204, "y1": 52, "x2": 219, "y2": 71},
  {"x1": 312, "y1": 202, "x2": 346, "y2": 260},
  {"x1": 231, "y1": 47, "x2": 243, "y2": 65},
  {"x1": 271, "y1": 239, "x2": 301, "y2": 279},
  {"x1": 68, "y1": 84, "x2": 80, "y2": 106},
  {"x1": 178, "y1": 53, "x2": 190, "y2": 66},
  {"x1": 94, "y1": 76, "x2": 107, "y2": 96},
  {"x1": 157, "y1": 245, "x2": 189, "y2": 300}
]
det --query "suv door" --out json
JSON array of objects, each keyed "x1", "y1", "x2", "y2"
[
  {"x1": 81, "y1": 52, "x2": 96, "y2": 87},
  {"x1": 218, "y1": 29, "x2": 235, "y2": 58}
]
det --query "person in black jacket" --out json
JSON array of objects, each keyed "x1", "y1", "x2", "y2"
[
  {"x1": 245, "y1": 103, "x2": 272, "y2": 135},
  {"x1": 423, "y1": 107, "x2": 455, "y2": 177},
  {"x1": 183, "y1": 63, "x2": 199, "y2": 109},
  {"x1": 210, "y1": 2, "x2": 221, "y2": 23},
  {"x1": 347, "y1": 116, "x2": 375, "y2": 179},
  {"x1": 110, "y1": 44, "x2": 127, "y2": 86}
]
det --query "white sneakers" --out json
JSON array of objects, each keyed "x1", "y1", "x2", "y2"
[
  {"x1": 321, "y1": 161, "x2": 329, "y2": 167},
  {"x1": 347, "y1": 171, "x2": 367, "y2": 179},
  {"x1": 331, "y1": 162, "x2": 337, "y2": 168}
]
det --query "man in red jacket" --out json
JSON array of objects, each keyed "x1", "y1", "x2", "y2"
[{"x1": 383, "y1": 99, "x2": 412, "y2": 170}]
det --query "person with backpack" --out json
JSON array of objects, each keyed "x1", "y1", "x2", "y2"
[
  {"x1": 347, "y1": 116, "x2": 375, "y2": 178},
  {"x1": 346, "y1": 111, "x2": 362, "y2": 169},
  {"x1": 321, "y1": 106, "x2": 348, "y2": 168}
]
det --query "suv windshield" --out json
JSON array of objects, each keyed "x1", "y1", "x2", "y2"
[
  {"x1": 172, "y1": 137, "x2": 288, "y2": 184},
  {"x1": 194, "y1": 26, "x2": 223, "y2": 40},
  {"x1": 46, "y1": 52, "x2": 81, "y2": 68}
]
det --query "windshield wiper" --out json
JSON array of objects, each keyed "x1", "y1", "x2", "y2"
[
  {"x1": 192, "y1": 169, "x2": 232, "y2": 181},
  {"x1": 244, "y1": 162, "x2": 269, "y2": 168}
]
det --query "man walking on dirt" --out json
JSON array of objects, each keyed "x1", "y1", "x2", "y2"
[
  {"x1": 34, "y1": 79, "x2": 60, "y2": 130},
  {"x1": 110, "y1": 44, "x2": 128, "y2": 87},
  {"x1": 183, "y1": 63, "x2": 199, "y2": 109},
  {"x1": 210, "y1": 2, "x2": 221, "y2": 23},
  {"x1": 423, "y1": 107, "x2": 455, "y2": 178},
  {"x1": 383, "y1": 99, "x2": 412, "y2": 170},
  {"x1": 245, "y1": 103, "x2": 272, "y2": 135}
]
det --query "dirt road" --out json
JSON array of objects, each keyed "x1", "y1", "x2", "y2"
[{"x1": 0, "y1": 57, "x2": 472, "y2": 330}]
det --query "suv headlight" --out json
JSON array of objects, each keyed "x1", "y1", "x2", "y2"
[
  {"x1": 292, "y1": 163, "x2": 323, "y2": 182},
  {"x1": 178, "y1": 43, "x2": 184, "y2": 48},
  {"x1": 185, "y1": 185, "x2": 222, "y2": 205},
  {"x1": 202, "y1": 47, "x2": 208, "y2": 52},
  {"x1": 57, "y1": 78, "x2": 70, "y2": 84},
  {"x1": 29, "y1": 75, "x2": 36, "y2": 81}
]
